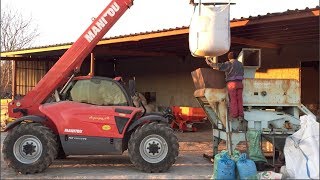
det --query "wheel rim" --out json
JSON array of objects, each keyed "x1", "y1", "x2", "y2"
[
  {"x1": 139, "y1": 134, "x2": 168, "y2": 163},
  {"x1": 13, "y1": 135, "x2": 43, "y2": 164}
]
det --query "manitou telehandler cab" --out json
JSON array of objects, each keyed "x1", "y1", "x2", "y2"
[{"x1": 2, "y1": 0, "x2": 179, "y2": 174}]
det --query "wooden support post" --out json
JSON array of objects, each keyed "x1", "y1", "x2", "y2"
[
  {"x1": 11, "y1": 60, "x2": 17, "y2": 100},
  {"x1": 89, "y1": 53, "x2": 95, "y2": 76}
]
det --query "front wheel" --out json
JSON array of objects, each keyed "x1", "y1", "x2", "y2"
[
  {"x1": 128, "y1": 122, "x2": 179, "y2": 173},
  {"x1": 2, "y1": 123, "x2": 58, "y2": 174}
]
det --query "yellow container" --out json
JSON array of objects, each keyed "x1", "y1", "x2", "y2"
[{"x1": 1, "y1": 99, "x2": 11, "y2": 128}]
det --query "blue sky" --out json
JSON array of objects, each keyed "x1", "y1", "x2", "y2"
[{"x1": 1, "y1": 0, "x2": 319, "y2": 46}]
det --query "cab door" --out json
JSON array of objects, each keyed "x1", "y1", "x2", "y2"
[
  {"x1": 62, "y1": 77, "x2": 132, "y2": 138},
  {"x1": 40, "y1": 77, "x2": 135, "y2": 155}
]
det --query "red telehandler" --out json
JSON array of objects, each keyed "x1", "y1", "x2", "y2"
[{"x1": 2, "y1": 0, "x2": 179, "y2": 174}]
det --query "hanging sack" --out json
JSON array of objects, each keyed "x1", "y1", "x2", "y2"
[
  {"x1": 189, "y1": 3, "x2": 230, "y2": 57},
  {"x1": 246, "y1": 130, "x2": 267, "y2": 163}
]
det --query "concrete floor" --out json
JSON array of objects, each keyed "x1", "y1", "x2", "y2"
[{"x1": 1, "y1": 151, "x2": 213, "y2": 179}]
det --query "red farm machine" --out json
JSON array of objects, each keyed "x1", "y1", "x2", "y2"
[{"x1": 170, "y1": 106, "x2": 207, "y2": 132}]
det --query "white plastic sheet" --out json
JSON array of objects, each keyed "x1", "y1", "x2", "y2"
[
  {"x1": 283, "y1": 115, "x2": 319, "y2": 179},
  {"x1": 257, "y1": 171, "x2": 283, "y2": 179},
  {"x1": 189, "y1": 4, "x2": 230, "y2": 57}
]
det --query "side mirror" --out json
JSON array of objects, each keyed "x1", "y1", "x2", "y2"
[{"x1": 128, "y1": 79, "x2": 136, "y2": 98}]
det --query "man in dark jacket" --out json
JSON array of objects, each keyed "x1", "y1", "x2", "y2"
[{"x1": 206, "y1": 52, "x2": 246, "y2": 130}]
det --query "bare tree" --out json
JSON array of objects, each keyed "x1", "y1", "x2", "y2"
[{"x1": 1, "y1": 5, "x2": 39, "y2": 98}]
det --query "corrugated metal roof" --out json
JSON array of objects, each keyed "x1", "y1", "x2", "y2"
[
  {"x1": 231, "y1": 6, "x2": 319, "y2": 21},
  {"x1": 15, "y1": 26, "x2": 190, "y2": 50},
  {"x1": 98, "y1": 6, "x2": 320, "y2": 39},
  {"x1": 107, "y1": 6, "x2": 320, "y2": 38},
  {"x1": 1, "y1": 6, "x2": 319, "y2": 54}
]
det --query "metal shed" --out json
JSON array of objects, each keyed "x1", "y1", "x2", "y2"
[{"x1": 1, "y1": 6, "x2": 319, "y2": 114}]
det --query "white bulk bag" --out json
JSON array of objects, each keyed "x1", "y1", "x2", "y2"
[
  {"x1": 189, "y1": 4, "x2": 230, "y2": 57},
  {"x1": 283, "y1": 115, "x2": 319, "y2": 179}
]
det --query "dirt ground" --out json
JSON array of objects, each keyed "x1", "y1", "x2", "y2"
[{"x1": 0, "y1": 121, "x2": 215, "y2": 179}]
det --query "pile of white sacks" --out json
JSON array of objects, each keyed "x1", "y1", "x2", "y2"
[{"x1": 282, "y1": 114, "x2": 319, "y2": 179}]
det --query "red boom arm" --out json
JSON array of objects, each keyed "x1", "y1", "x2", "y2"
[{"x1": 9, "y1": 0, "x2": 134, "y2": 118}]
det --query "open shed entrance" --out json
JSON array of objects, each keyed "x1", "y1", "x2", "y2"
[{"x1": 301, "y1": 61, "x2": 319, "y2": 115}]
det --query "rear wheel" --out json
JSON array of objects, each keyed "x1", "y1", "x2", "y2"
[
  {"x1": 128, "y1": 122, "x2": 179, "y2": 173},
  {"x1": 2, "y1": 123, "x2": 58, "y2": 174}
]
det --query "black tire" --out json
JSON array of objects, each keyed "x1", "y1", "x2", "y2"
[
  {"x1": 2, "y1": 123, "x2": 58, "y2": 174},
  {"x1": 128, "y1": 122, "x2": 179, "y2": 173}
]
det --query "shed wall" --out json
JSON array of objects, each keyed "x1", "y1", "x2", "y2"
[
  {"x1": 15, "y1": 61, "x2": 54, "y2": 96},
  {"x1": 13, "y1": 43, "x2": 319, "y2": 112}
]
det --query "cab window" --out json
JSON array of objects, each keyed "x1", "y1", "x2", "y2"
[{"x1": 70, "y1": 79, "x2": 128, "y2": 106}]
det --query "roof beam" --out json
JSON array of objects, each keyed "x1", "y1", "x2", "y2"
[
  {"x1": 1, "y1": 45, "x2": 71, "y2": 57},
  {"x1": 93, "y1": 49, "x2": 180, "y2": 58},
  {"x1": 0, "y1": 56, "x2": 59, "y2": 61},
  {"x1": 232, "y1": 21, "x2": 319, "y2": 34},
  {"x1": 231, "y1": 36, "x2": 280, "y2": 49},
  {"x1": 0, "y1": 49, "x2": 181, "y2": 61},
  {"x1": 97, "y1": 29, "x2": 189, "y2": 45}
]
